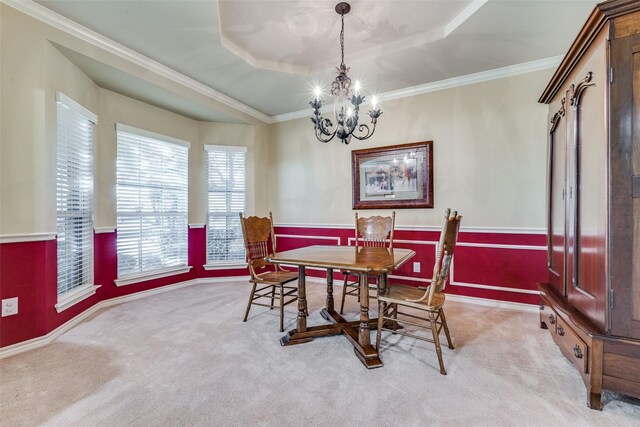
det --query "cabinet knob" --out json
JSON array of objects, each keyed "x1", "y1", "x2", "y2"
[
  {"x1": 573, "y1": 345, "x2": 583, "y2": 359},
  {"x1": 548, "y1": 314, "x2": 556, "y2": 325},
  {"x1": 557, "y1": 325, "x2": 565, "y2": 336}
]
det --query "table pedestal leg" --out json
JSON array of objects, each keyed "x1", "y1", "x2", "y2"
[
  {"x1": 280, "y1": 266, "x2": 313, "y2": 346},
  {"x1": 349, "y1": 272, "x2": 383, "y2": 369},
  {"x1": 326, "y1": 268, "x2": 334, "y2": 312},
  {"x1": 280, "y1": 268, "x2": 383, "y2": 368},
  {"x1": 358, "y1": 272, "x2": 371, "y2": 347}
]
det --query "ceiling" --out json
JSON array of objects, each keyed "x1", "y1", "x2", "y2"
[{"x1": 34, "y1": 0, "x2": 598, "y2": 121}]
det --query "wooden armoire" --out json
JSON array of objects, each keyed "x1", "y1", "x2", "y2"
[{"x1": 538, "y1": 0, "x2": 640, "y2": 410}]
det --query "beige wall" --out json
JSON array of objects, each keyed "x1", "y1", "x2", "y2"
[
  {"x1": 0, "y1": 5, "x2": 266, "y2": 235},
  {"x1": 268, "y1": 69, "x2": 554, "y2": 230},
  {"x1": 1, "y1": 3, "x2": 555, "y2": 235},
  {"x1": 1, "y1": 5, "x2": 99, "y2": 234}
]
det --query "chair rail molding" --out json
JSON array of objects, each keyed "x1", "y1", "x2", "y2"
[{"x1": 0, "y1": 233, "x2": 57, "y2": 244}]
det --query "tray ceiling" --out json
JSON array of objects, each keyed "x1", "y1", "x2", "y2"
[{"x1": 33, "y1": 0, "x2": 598, "y2": 119}]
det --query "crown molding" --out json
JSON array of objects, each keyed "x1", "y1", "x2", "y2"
[
  {"x1": 2, "y1": 0, "x2": 273, "y2": 124},
  {"x1": 272, "y1": 55, "x2": 563, "y2": 123}
]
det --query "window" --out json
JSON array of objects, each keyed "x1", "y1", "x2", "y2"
[
  {"x1": 205, "y1": 145, "x2": 246, "y2": 265},
  {"x1": 116, "y1": 124, "x2": 190, "y2": 284},
  {"x1": 56, "y1": 93, "x2": 98, "y2": 310}
]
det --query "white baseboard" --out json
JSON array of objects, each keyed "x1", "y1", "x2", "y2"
[
  {"x1": 446, "y1": 294, "x2": 539, "y2": 312},
  {"x1": 305, "y1": 276, "x2": 538, "y2": 312},
  {"x1": 0, "y1": 276, "x2": 249, "y2": 359},
  {"x1": 1, "y1": 274, "x2": 535, "y2": 358}
]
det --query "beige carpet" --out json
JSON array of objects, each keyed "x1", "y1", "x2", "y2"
[{"x1": 1, "y1": 280, "x2": 639, "y2": 426}]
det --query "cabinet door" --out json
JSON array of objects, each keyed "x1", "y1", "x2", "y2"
[
  {"x1": 547, "y1": 101, "x2": 567, "y2": 296},
  {"x1": 632, "y1": 42, "x2": 640, "y2": 339},
  {"x1": 610, "y1": 34, "x2": 640, "y2": 339},
  {"x1": 566, "y1": 35, "x2": 608, "y2": 332},
  {"x1": 566, "y1": 93, "x2": 577, "y2": 298}
]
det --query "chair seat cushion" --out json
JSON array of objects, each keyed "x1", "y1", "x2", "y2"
[
  {"x1": 378, "y1": 284, "x2": 445, "y2": 310},
  {"x1": 253, "y1": 270, "x2": 297, "y2": 284}
]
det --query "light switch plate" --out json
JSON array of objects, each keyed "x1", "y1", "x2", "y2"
[
  {"x1": 2, "y1": 297, "x2": 18, "y2": 317},
  {"x1": 413, "y1": 262, "x2": 421, "y2": 273}
]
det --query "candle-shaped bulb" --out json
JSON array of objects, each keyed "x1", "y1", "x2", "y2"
[
  {"x1": 354, "y1": 80, "x2": 361, "y2": 94},
  {"x1": 313, "y1": 86, "x2": 322, "y2": 100},
  {"x1": 371, "y1": 96, "x2": 378, "y2": 110}
]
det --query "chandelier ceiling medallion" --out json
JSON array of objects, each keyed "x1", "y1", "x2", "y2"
[{"x1": 310, "y1": 2, "x2": 382, "y2": 145}]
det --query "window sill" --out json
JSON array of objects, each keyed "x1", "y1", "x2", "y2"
[
  {"x1": 115, "y1": 266, "x2": 193, "y2": 287},
  {"x1": 55, "y1": 284, "x2": 101, "y2": 313},
  {"x1": 203, "y1": 263, "x2": 247, "y2": 271}
]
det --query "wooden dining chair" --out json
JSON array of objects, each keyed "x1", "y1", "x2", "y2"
[
  {"x1": 376, "y1": 208, "x2": 462, "y2": 375},
  {"x1": 339, "y1": 211, "x2": 395, "y2": 315},
  {"x1": 239, "y1": 212, "x2": 298, "y2": 332}
]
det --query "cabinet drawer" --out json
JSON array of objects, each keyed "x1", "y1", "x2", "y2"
[
  {"x1": 555, "y1": 317, "x2": 588, "y2": 373},
  {"x1": 540, "y1": 300, "x2": 557, "y2": 333}
]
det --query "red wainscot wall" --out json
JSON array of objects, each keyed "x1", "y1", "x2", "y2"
[
  {"x1": 0, "y1": 226, "x2": 247, "y2": 348},
  {"x1": 0, "y1": 224, "x2": 546, "y2": 350},
  {"x1": 273, "y1": 225, "x2": 547, "y2": 306}
]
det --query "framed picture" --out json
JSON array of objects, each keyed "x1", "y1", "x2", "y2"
[{"x1": 352, "y1": 141, "x2": 433, "y2": 209}]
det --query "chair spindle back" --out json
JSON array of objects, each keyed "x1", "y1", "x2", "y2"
[
  {"x1": 406, "y1": 208, "x2": 462, "y2": 304},
  {"x1": 355, "y1": 211, "x2": 395, "y2": 249},
  {"x1": 427, "y1": 209, "x2": 462, "y2": 305},
  {"x1": 239, "y1": 212, "x2": 279, "y2": 278}
]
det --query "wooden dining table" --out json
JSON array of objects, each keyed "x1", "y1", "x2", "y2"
[{"x1": 266, "y1": 245, "x2": 415, "y2": 369}]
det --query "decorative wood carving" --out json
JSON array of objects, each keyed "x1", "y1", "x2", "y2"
[
  {"x1": 547, "y1": 97, "x2": 566, "y2": 271},
  {"x1": 570, "y1": 73, "x2": 595, "y2": 107},
  {"x1": 569, "y1": 72, "x2": 595, "y2": 289}
]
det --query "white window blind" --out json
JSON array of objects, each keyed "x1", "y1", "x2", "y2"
[
  {"x1": 116, "y1": 124, "x2": 189, "y2": 278},
  {"x1": 56, "y1": 93, "x2": 96, "y2": 296},
  {"x1": 205, "y1": 145, "x2": 246, "y2": 263}
]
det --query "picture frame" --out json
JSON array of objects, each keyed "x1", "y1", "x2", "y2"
[{"x1": 351, "y1": 141, "x2": 433, "y2": 209}]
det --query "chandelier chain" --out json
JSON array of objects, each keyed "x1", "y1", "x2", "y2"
[{"x1": 340, "y1": 13, "x2": 345, "y2": 67}]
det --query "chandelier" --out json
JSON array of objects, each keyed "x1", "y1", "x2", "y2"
[{"x1": 310, "y1": 2, "x2": 382, "y2": 145}]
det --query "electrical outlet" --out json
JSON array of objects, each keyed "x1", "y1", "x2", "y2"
[
  {"x1": 2, "y1": 297, "x2": 18, "y2": 317},
  {"x1": 413, "y1": 262, "x2": 421, "y2": 273}
]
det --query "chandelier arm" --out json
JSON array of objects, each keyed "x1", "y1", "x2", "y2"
[
  {"x1": 350, "y1": 122, "x2": 376, "y2": 141},
  {"x1": 317, "y1": 117, "x2": 336, "y2": 136},
  {"x1": 315, "y1": 127, "x2": 336, "y2": 143}
]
